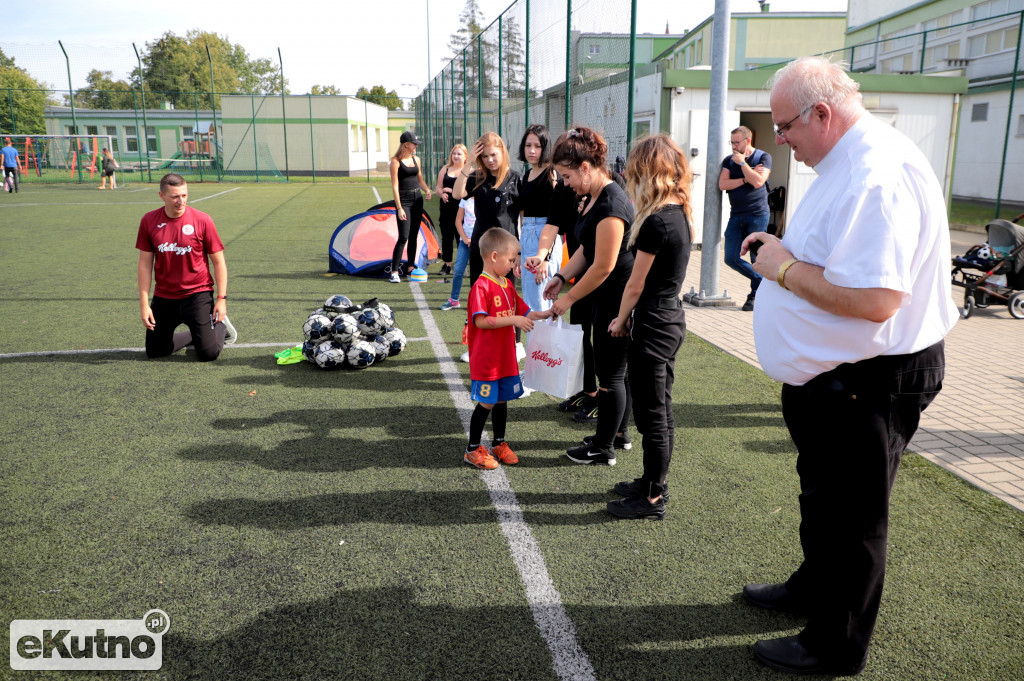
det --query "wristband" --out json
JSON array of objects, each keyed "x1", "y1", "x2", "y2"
[
  {"x1": 544, "y1": 251, "x2": 552, "y2": 262},
  {"x1": 553, "y1": 272, "x2": 566, "y2": 284},
  {"x1": 776, "y1": 259, "x2": 799, "y2": 290},
  {"x1": 217, "y1": 295, "x2": 227, "y2": 299}
]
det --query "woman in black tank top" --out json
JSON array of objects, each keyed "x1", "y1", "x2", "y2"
[
  {"x1": 434, "y1": 144, "x2": 468, "y2": 276},
  {"x1": 389, "y1": 131, "x2": 433, "y2": 282}
]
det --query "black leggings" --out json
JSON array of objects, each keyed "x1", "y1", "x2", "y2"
[
  {"x1": 590, "y1": 294, "x2": 631, "y2": 451},
  {"x1": 392, "y1": 190, "x2": 423, "y2": 272}
]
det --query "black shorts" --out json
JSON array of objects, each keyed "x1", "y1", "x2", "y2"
[{"x1": 146, "y1": 290, "x2": 222, "y2": 361}]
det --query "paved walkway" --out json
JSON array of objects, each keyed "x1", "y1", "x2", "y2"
[{"x1": 681, "y1": 230, "x2": 1024, "y2": 513}]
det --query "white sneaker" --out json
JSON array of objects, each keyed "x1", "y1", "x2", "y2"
[
  {"x1": 519, "y1": 373, "x2": 534, "y2": 397},
  {"x1": 460, "y1": 351, "x2": 470, "y2": 363},
  {"x1": 221, "y1": 316, "x2": 238, "y2": 345},
  {"x1": 516, "y1": 342, "x2": 526, "y2": 362},
  {"x1": 389, "y1": 272, "x2": 400, "y2": 283}
]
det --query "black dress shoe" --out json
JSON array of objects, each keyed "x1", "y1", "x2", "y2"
[
  {"x1": 754, "y1": 636, "x2": 864, "y2": 676},
  {"x1": 742, "y1": 582, "x2": 808, "y2": 614}
]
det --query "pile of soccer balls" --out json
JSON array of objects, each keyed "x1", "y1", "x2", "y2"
[{"x1": 302, "y1": 294, "x2": 408, "y2": 370}]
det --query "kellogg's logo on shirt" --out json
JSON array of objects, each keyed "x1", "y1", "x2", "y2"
[{"x1": 156, "y1": 242, "x2": 192, "y2": 256}]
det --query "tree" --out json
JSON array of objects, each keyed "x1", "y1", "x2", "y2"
[
  {"x1": 70, "y1": 70, "x2": 137, "y2": 110},
  {"x1": 139, "y1": 30, "x2": 287, "y2": 109},
  {"x1": 0, "y1": 48, "x2": 49, "y2": 134},
  {"x1": 447, "y1": 0, "x2": 497, "y2": 97},
  {"x1": 356, "y1": 85, "x2": 404, "y2": 111},
  {"x1": 502, "y1": 13, "x2": 526, "y2": 99},
  {"x1": 310, "y1": 84, "x2": 342, "y2": 95}
]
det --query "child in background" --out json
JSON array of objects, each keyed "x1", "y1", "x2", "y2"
[
  {"x1": 464, "y1": 228, "x2": 552, "y2": 469},
  {"x1": 440, "y1": 196, "x2": 475, "y2": 311}
]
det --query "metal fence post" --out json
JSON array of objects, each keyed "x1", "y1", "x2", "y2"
[
  {"x1": 364, "y1": 95, "x2": 371, "y2": 183},
  {"x1": 132, "y1": 89, "x2": 145, "y2": 178},
  {"x1": 194, "y1": 92, "x2": 203, "y2": 182},
  {"x1": 565, "y1": 0, "x2": 572, "y2": 129},
  {"x1": 133, "y1": 42, "x2": 152, "y2": 183},
  {"x1": 308, "y1": 93, "x2": 316, "y2": 184},
  {"x1": 525, "y1": 0, "x2": 530, "y2": 128},
  {"x1": 279, "y1": 48, "x2": 290, "y2": 181},
  {"x1": 463, "y1": 50, "x2": 468, "y2": 142},
  {"x1": 8, "y1": 89, "x2": 15, "y2": 134},
  {"x1": 251, "y1": 93, "x2": 259, "y2": 182},
  {"x1": 626, "y1": 0, "x2": 637, "y2": 152},
  {"x1": 498, "y1": 15, "x2": 503, "y2": 138},
  {"x1": 207, "y1": 45, "x2": 221, "y2": 182},
  {"x1": 58, "y1": 41, "x2": 82, "y2": 183},
  {"x1": 995, "y1": 10, "x2": 1023, "y2": 216},
  {"x1": 477, "y1": 34, "x2": 483, "y2": 136}
]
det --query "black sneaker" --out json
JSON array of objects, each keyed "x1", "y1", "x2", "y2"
[
  {"x1": 565, "y1": 443, "x2": 615, "y2": 466},
  {"x1": 439, "y1": 264, "x2": 452, "y2": 276},
  {"x1": 613, "y1": 478, "x2": 670, "y2": 502},
  {"x1": 607, "y1": 495, "x2": 665, "y2": 520},
  {"x1": 742, "y1": 293, "x2": 755, "y2": 312},
  {"x1": 557, "y1": 390, "x2": 590, "y2": 412},
  {"x1": 573, "y1": 395, "x2": 599, "y2": 423},
  {"x1": 583, "y1": 433, "x2": 632, "y2": 450}
]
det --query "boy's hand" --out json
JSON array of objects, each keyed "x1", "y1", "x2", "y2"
[
  {"x1": 529, "y1": 309, "x2": 553, "y2": 321},
  {"x1": 512, "y1": 315, "x2": 535, "y2": 332}
]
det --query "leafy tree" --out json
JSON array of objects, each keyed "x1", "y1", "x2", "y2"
[
  {"x1": 139, "y1": 30, "x2": 287, "y2": 109},
  {"x1": 502, "y1": 13, "x2": 526, "y2": 99},
  {"x1": 356, "y1": 85, "x2": 404, "y2": 111},
  {"x1": 71, "y1": 70, "x2": 137, "y2": 109},
  {"x1": 310, "y1": 84, "x2": 342, "y2": 95},
  {"x1": 0, "y1": 48, "x2": 49, "y2": 134}
]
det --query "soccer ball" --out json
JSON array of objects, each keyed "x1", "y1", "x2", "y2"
[
  {"x1": 367, "y1": 334, "x2": 390, "y2": 363},
  {"x1": 346, "y1": 339, "x2": 377, "y2": 369},
  {"x1": 303, "y1": 314, "x2": 334, "y2": 342},
  {"x1": 331, "y1": 313, "x2": 360, "y2": 345},
  {"x1": 313, "y1": 340, "x2": 347, "y2": 369},
  {"x1": 975, "y1": 243, "x2": 992, "y2": 261},
  {"x1": 382, "y1": 327, "x2": 407, "y2": 356},
  {"x1": 301, "y1": 339, "x2": 319, "y2": 362},
  {"x1": 376, "y1": 302, "x2": 395, "y2": 327},
  {"x1": 324, "y1": 294, "x2": 353, "y2": 312},
  {"x1": 356, "y1": 307, "x2": 387, "y2": 336}
]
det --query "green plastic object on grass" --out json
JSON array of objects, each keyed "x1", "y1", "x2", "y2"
[{"x1": 274, "y1": 345, "x2": 305, "y2": 365}]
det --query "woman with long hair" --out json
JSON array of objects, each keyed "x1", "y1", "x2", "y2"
[
  {"x1": 517, "y1": 124, "x2": 561, "y2": 313},
  {"x1": 99, "y1": 148, "x2": 119, "y2": 189},
  {"x1": 606, "y1": 134, "x2": 694, "y2": 520},
  {"x1": 452, "y1": 131, "x2": 522, "y2": 287},
  {"x1": 388, "y1": 131, "x2": 432, "y2": 283},
  {"x1": 544, "y1": 126, "x2": 634, "y2": 466},
  {"x1": 435, "y1": 143, "x2": 468, "y2": 282}
]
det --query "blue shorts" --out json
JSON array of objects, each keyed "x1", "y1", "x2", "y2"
[{"x1": 471, "y1": 375, "x2": 523, "y2": 404}]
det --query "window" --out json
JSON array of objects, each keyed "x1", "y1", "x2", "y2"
[
  {"x1": 65, "y1": 125, "x2": 78, "y2": 135},
  {"x1": 925, "y1": 40, "x2": 961, "y2": 67},
  {"x1": 125, "y1": 125, "x2": 138, "y2": 152},
  {"x1": 882, "y1": 28, "x2": 916, "y2": 52},
  {"x1": 972, "y1": 0, "x2": 1024, "y2": 26},
  {"x1": 882, "y1": 54, "x2": 913, "y2": 73},
  {"x1": 924, "y1": 11, "x2": 960, "y2": 39},
  {"x1": 85, "y1": 125, "x2": 98, "y2": 136},
  {"x1": 972, "y1": 102, "x2": 989, "y2": 122},
  {"x1": 375, "y1": 128, "x2": 381, "y2": 152},
  {"x1": 105, "y1": 126, "x2": 118, "y2": 152},
  {"x1": 589, "y1": 45, "x2": 601, "y2": 55},
  {"x1": 145, "y1": 126, "x2": 157, "y2": 153},
  {"x1": 968, "y1": 27, "x2": 1018, "y2": 57},
  {"x1": 181, "y1": 126, "x2": 193, "y2": 140},
  {"x1": 1017, "y1": 114, "x2": 1024, "y2": 136}
]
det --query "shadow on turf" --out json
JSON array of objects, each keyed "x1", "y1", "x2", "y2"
[{"x1": 159, "y1": 585, "x2": 806, "y2": 680}]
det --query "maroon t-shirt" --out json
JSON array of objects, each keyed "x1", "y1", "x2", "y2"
[{"x1": 136, "y1": 206, "x2": 224, "y2": 299}]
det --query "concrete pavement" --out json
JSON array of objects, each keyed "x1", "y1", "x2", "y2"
[{"x1": 681, "y1": 230, "x2": 1024, "y2": 513}]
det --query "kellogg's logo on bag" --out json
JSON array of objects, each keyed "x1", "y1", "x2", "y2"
[{"x1": 530, "y1": 350, "x2": 563, "y2": 368}]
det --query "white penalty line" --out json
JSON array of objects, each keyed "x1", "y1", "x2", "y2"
[
  {"x1": 410, "y1": 283, "x2": 597, "y2": 681},
  {"x1": 371, "y1": 185, "x2": 382, "y2": 204}
]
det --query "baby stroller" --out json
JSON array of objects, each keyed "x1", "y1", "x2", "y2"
[{"x1": 951, "y1": 218, "x2": 1024, "y2": 319}]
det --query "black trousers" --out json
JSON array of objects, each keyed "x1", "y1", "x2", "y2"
[
  {"x1": 392, "y1": 190, "x2": 423, "y2": 272},
  {"x1": 590, "y1": 291, "x2": 631, "y2": 451},
  {"x1": 146, "y1": 291, "x2": 225, "y2": 362},
  {"x1": 570, "y1": 294, "x2": 597, "y2": 394},
  {"x1": 628, "y1": 304, "x2": 685, "y2": 497},
  {"x1": 781, "y1": 341, "x2": 945, "y2": 671}
]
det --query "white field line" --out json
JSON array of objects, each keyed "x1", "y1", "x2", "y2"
[
  {"x1": 409, "y1": 282, "x2": 597, "y2": 681},
  {"x1": 0, "y1": 339, "x2": 431, "y2": 360},
  {"x1": 371, "y1": 186, "x2": 382, "y2": 204},
  {"x1": 191, "y1": 187, "x2": 241, "y2": 203}
]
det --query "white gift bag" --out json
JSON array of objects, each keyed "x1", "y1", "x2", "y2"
[{"x1": 522, "y1": 317, "x2": 584, "y2": 399}]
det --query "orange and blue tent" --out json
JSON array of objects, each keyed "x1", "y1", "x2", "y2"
[{"x1": 329, "y1": 201, "x2": 439, "y2": 276}]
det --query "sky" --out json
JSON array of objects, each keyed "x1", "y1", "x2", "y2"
[{"x1": 5, "y1": 0, "x2": 849, "y2": 100}]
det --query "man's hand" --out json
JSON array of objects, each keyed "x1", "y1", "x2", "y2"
[
  {"x1": 213, "y1": 298, "x2": 227, "y2": 324},
  {"x1": 140, "y1": 303, "x2": 156, "y2": 331},
  {"x1": 743, "y1": 233, "x2": 790, "y2": 279}
]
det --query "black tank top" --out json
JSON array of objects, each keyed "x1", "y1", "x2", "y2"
[
  {"x1": 397, "y1": 158, "x2": 420, "y2": 192},
  {"x1": 439, "y1": 171, "x2": 459, "y2": 223}
]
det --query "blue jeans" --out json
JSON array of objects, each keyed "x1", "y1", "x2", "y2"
[
  {"x1": 449, "y1": 240, "x2": 471, "y2": 301},
  {"x1": 724, "y1": 212, "x2": 770, "y2": 294},
  {"x1": 520, "y1": 216, "x2": 561, "y2": 312}
]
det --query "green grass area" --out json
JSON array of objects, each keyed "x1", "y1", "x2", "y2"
[
  {"x1": 1, "y1": 185, "x2": 1022, "y2": 680},
  {"x1": 949, "y1": 199, "x2": 1023, "y2": 230}
]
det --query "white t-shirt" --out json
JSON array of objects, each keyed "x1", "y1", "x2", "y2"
[
  {"x1": 459, "y1": 197, "x2": 476, "y2": 238},
  {"x1": 753, "y1": 114, "x2": 958, "y2": 386}
]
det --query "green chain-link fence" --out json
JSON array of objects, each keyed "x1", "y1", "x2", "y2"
[{"x1": 416, "y1": 0, "x2": 640, "y2": 180}]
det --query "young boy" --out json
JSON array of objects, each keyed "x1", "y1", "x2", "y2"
[{"x1": 464, "y1": 228, "x2": 552, "y2": 469}]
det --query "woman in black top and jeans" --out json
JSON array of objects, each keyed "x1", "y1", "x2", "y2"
[
  {"x1": 606, "y1": 134, "x2": 694, "y2": 519},
  {"x1": 389, "y1": 131, "x2": 432, "y2": 282},
  {"x1": 545, "y1": 127, "x2": 634, "y2": 466}
]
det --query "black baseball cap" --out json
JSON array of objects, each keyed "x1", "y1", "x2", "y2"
[{"x1": 400, "y1": 131, "x2": 422, "y2": 145}]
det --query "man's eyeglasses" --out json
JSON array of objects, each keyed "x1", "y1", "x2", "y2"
[{"x1": 774, "y1": 104, "x2": 815, "y2": 139}]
